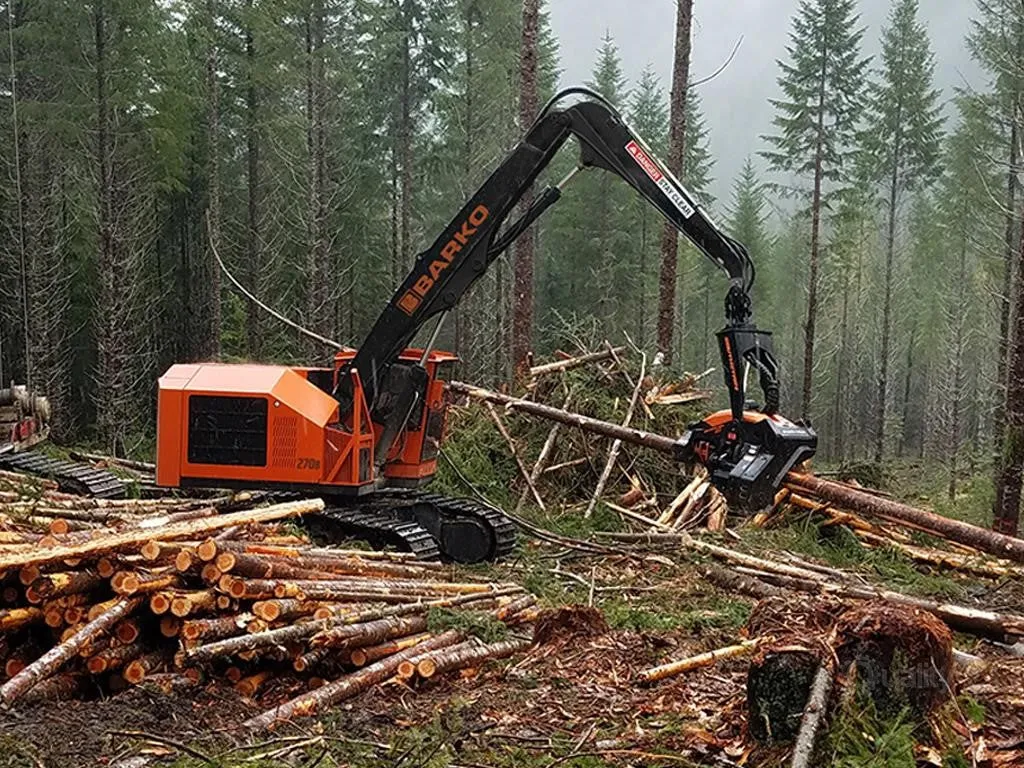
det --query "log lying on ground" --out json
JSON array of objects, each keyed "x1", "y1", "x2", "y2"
[
  {"x1": 786, "y1": 473, "x2": 1024, "y2": 563},
  {"x1": 0, "y1": 499, "x2": 325, "y2": 571},
  {"x1": 789, "y1": 664, "x2": 833, "y2": 768},
  {"x1": 1, "y1": 597, "x2": 141, "y2": 704},
  {"x1": 736, "y1": 568, "x2": 1024, "y2": 642},
  {"x1": 242, "y1": 631, "x2": 463, "y2": 731},
  {"x1": 452, "y1": 381, "x2": 1024, "y2": 561},
  {"x1": 415, "y1": 636, "x2": 531, "y2": 679},
  {"x1": 638, "y1": 637, "x2": 766, "y2": 684}
]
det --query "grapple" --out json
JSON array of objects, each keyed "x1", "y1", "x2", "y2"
[{"x1": 676, "y1": 409, "x2": 817, "y2": 511}]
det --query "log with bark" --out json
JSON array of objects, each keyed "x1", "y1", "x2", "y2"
[
  {"x1": 1, "y1": 596, "x2": 141, "y2": 704},
  {"x1": 242, "y1": 631, "x2": 463, "y2": 731}
]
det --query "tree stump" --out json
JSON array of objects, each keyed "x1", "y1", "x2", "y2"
[
  {"x1": 747, "y1": 647, "x2": 822, "y2": 744},
  {"x1": 834, "y1": 601, "x2": 953, "y2": 716}
]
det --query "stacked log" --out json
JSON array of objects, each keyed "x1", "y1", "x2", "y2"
[{"x1": 0, "y1": 472, "x2": 536, "y2": 723}]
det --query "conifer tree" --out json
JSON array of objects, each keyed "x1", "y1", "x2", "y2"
[
  {"x1": 761, "y1": 0, "x2": 869, "y2": 420},
  {"x1": 862, "y1": 0, "x2": 943, "y2": 463}
]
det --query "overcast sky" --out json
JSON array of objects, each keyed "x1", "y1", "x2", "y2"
[{"x1": 549, "y1": 0, "x2": 984, "y2": 207}]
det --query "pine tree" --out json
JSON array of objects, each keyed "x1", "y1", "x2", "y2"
[
  {"x1": 862, "y1": 0, "x2": 944, "y2": 463},
  {"x1": 627, "y1": 67, "x2": 669, "y2": 349},
  {"x1": 728, "y1": 159, "x2": 773, "y2": 314},
  {"x1": 761, "y1": 0, "x2": 869, "y2": 420}
]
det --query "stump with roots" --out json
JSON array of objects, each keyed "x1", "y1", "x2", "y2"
[
  {"x1": 747, "y1": 646, "x2": 822, "y2": 744},
  {"x1": 834, "y1": 601, "x2": 953, "y2": 716}
]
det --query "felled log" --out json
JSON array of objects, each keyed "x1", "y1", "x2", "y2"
[
  {"x1": 19, "y1": 673, "x2": 82, "y2": 704},
  {"x1": 585, "y1": 354, "x2": 646, "y2": 519},
  {"x1": 528, "y1": 347, "x2": 625, "y2": 377},
  {"x1": 170, "y1": 590, "x2": 217, "y2": 618},
  {"x1": 310, "y1": 615, "x2": 428, "y2": 650},
  {"x1": 86, "y1": 641, "x2": 145, "y2": 674},
  {"x1": 0, "y1": 606, "x2": 43, "y2": 632},
  {"x1": 1, "y1": 596, "x2": 140, "y2": 704},
  {"x1": 787, "y1": 473, "x2": 1024, "y2": 563},
  {"x1": 235, "y1": 669, "x2": 273, "y2": 698},
  {"x1": 449, "y1": 382, "x2": 680, "y2": 454},
  {"x1": 349, "y1": 632, "x2": 432, "y2": 667},
  {"x1": 415, "y1": 636, "x2": 530, "y2": 679},
  {"x1": 180, "y1": 613, "x2": 254, "y2": 646},
  {"x1": 638, "y1": 638, "x2": 765, "y2": 684},
  {"x1": 242, "y1": 631, "x2": 462, "y2": 731},
  {"x1": 252, "y1": 599, "x2": 321, "y2": 622},
  {"x1": 184, "y1": 589, "x2": 518, "y2": 664},
  {"x1": 789, "y1": 664, "x2": 834, "y2": 768},
  {"x1": 29, "y1": 571, "x2": 103, "y2": 601},
  {"x1": 124, "y1": 651, "x2": 167, "y2": 684},
  {"x1": 0, "y1": 499, "x2": 325, "y2": 571},
  {"x1": 737, "y1": 568, "x2": 1024, "y2": 642}
]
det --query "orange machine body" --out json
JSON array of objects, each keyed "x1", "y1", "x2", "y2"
[{"x1": 156, "y1": 349, "x2": 457, "y2": 495}]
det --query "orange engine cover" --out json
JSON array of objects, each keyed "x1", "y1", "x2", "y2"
[
  {"x1": 157, "y1": 362, "x2": 375, "y2": 494},
  {"x1": 156, "y1": 350, "x2": 457, "y2": 495}
]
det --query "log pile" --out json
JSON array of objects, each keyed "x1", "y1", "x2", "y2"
[{"x1": 0, "y1": 469, "x2": 537, "y2": 724}]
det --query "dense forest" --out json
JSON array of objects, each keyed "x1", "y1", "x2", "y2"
[{"x1": 0, "y1": 0, "x2": 1022, "y2": 532}]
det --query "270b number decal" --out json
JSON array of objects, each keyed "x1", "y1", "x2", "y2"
[{"x1": 297, "y1": 458, "x2": 321, "y2": 470}]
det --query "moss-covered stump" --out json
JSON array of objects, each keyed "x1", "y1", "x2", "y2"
[
  {"x1": 835, "y1": 601, "x2": 953, "y2": 717},
  {"x1": 746, "y1": 647, "x2": 821, "y2": 744}
]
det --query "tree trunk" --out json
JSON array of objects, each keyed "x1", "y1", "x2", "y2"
[
  {"x1": 244, "y1": 0, "x2": 261, "y2": 358},
  {"x1": 512, "y1": 0, "x2": 540, "y2": 379},
  {"x1": 832, "y1": 272, "x2": 850, "y2": 461},
  {"x1": 655, "y1": 0, "x2": 693, "y2": 363},
  {"x1": 875, "y1": 102, "x2": 903, "y2": 463},
  {"x1": 993, "y1": 193, "x2": 1024, "y2": 537},
  {"x1": 949, "y1": 237, "x2": 968, "y2": 501},
  {"x1": 803, "y1": 46, "x2": 828, "y2": 422},
  {"x1": 202, "y1": 0, "x2": 221, "y2": 360},
  {"x1": 306, "y1": 0, "x2": 329, "y2": 356},
  {"x1": 399, "y1": 0, "x2": 413, "y2": 273},
  {"x1": 898, "y1": 323, "x2": 916, "y2": 457},
  {"x1": 995, "y1": 86, "x2": 1021, "y2": 471}
]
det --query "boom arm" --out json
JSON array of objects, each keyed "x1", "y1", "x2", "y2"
[{"x1": 347, "y1": 88, "x2": 781, "y2": 426}]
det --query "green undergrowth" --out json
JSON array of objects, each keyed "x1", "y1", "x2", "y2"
[{"x1": 427, "y1": 607, "x2": 509, "y2": 642}]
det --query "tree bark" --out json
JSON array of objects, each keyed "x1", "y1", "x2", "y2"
[
  {"x1": 875, "y1": 99, "x2": 903, "y2": 463},
  {"x1": 655, "y1": 0, "x2": 693, "y2": 363},
  {"x1": 512, "y1": 0, "x2": 540, "y2": 379},
  {"x1": 203, "y1": 0, "x2": 222, "y2": 359},
  {"x1": 993, "y1": 190, "x2": 1024, "y2": 537},
  {"x1": 0, "y1": 499, "x2": 323, "y2": 571},
  {"x1": 994, "y1": 86, "x2": 1021, "y2": 472},
  {"x1": 803, "y1": 43, "x2": 827, "y2": 421},
  {"x1": 245, "y1": 0, "x2": 261, "y2": 358},
  {"x1": 638, "y1": 638, "x2": 763, "y2": 684},
  {"x1": 242, "y1": 631, "x2": 461, "y2": 730},
  {"x1": 1, "y1": 596, "x2": 140, "y2": 704}
]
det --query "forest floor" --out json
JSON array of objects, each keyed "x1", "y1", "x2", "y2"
[
  {"x1": 1, "y1": 510, "x2": 1022, "y2": 768},
  {"x1": 3, "y1": 358, "x2": 1024, "y2": 767}
]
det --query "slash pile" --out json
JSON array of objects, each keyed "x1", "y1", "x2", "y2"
[{"x1": 0, "y1": 469, "x2": 536, "y2": 729}]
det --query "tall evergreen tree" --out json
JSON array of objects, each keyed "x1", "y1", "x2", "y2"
[
  {"x1": 761, "y1": 0, "x2": 869, "y2": 420},
  {"x1": 628, "y1": 67, "x2": 669, "y2": 349},
  {"x1": 862, "y1": 0, "x2": 944, "y2": 463}
]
